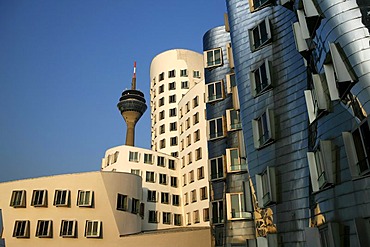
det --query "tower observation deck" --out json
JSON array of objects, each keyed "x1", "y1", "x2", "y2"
[{"x1": 117, "y1": 62, "x2": 147, "y2": 146}]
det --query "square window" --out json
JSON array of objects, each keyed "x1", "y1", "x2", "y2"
[
  {"x1": 161, "y1": 192, "x2": 169, "y2": 204},
  {"x1": 171, "y1": 151, "x2": 178, "y2": 157},
  {"x1": 250, "y1": 0, "x2": 273, "y2": 12},
  {"x1": 36, "y1": 220, "x2": 52, "y2": 238},
  {"x1": 169, "y1": 81, "x2": 176, "y2": 90},
  {"x1": 226, "y1": 109, "x2": 242, "y2": 131},
  {"x1": 60, "y1": 220, "x2": 77, "y2": 238},
  {"x1": 210, "y1": 156, "x2": 225, "y2": 180},
  {"x1": 13, "y1": 220, "x2": 29, "y2": 238},
  {"x1": 146, "y1": 171, "x2": 155, "y2": 183},
  {"x1": 181, "y1": 81, "x2": 189, "y2": 89},
  {"x1": 169, "y1": 108, "x2": 177, "y2": 117},
  {"x1": 147, "y1": 190, "x2": 157, "y2": 202},
  {"x1": 148, "y1": 210, "x2": 159, "y2": 223},
  {"x1": 31, "y1": 190, "x2": 47, "y2": 207},
  {"x1": 256, "y1": 166, "x2": 276, "y2": 208},
  {"x1": 129, "y1": 151, "x2": 140, "y2": 162},
  {"x1": 249, "y1": 17, "x2": 272, "y2": 51},
  {"x1": 208, "y1": 117, "x2": 225, "y2": 140},
  {"x1": 168, "y1": 159, "x2": 176, "y2": 170},
  {"x1": 77, "y1": 190, "x2": 93, "y2": 207},
  {"x1": 131, "y1": 169, "x2": 141, "y2": 176},
  {"x1": 206, "y1": 81, "x2": 224, "y2": 103},
  {"x1": 193, "y1": 70, "x2": 201, "y2": 78},
  {"x1": 180, "y1": 69, "x2": 188, "y2": 77},
  {"x1": 157, "y1": 156, "x2": 165, "y2": 166},
  {"x1": 171, "y1": 176, "x2": 178, "y2": 188},
  {"x1": 252, "y1": 108, "x2": 275, "y2": 148},
  {"x1": 10, "y1": 190, "x2": 26, "y2": 208},
  {"x1": 53, "y1": 190, "x2": 70, "y2": 207},
  {"x1": 170, "y1": 122, "x2": 177, "y2": 131},
  {"x1": 163, "y1": 212, "x2": 171, "y2": 224},
  {"x1": 204, "y1": 48, "x2": 223, "y2": 68},
  {"x1": 144, "y1": 153, "x2": 153, "y2": 164},
  {"x1": 168, "y1": 70, "x2": 175, "y2": 78},
  {"x1": 226, "y1": 193, "x2": 251, "y2": 219},
  {"x1": 85, "y1": 220, "x2": 101, "y2": 238},
  {"x1": 169, "y1": 95, "x2": 176, "y2": 103},
  {"x1": 116, "y1": 194, "x2": 128, "y2": 211},
  {"x1": 226, "y1": 148, "x2": 248, "y2": 172},
  {"x1": 250, "y1": 59, "x2": 272, "y2": 97}
]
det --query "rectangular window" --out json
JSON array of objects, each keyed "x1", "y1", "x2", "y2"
[
  {"x1": 169, "y1": 81, "x2": 176, "y2": 90},
  {"x1": 189, "y1": 170, "x2": 194, "y2": 183},
  {"x1": 226, "y1": 109, "x2": 242, "y2": 131},
  {"x1": 159, "y1": 72, "x2": 164, "y2": 81},
  {"x1": 204, "y1": 48, "x2": 223, "y2": 68},
  {"x1": 169, "y1": 108, "x2": 177, "y2": 117},
  {"x1": 206, "y1": 81, "x2": 224, "y2": 102},
  {"x1": 159, "y1": 173, "x2": 167, "y2": 185},
  {"x1": 159, "y1": 97, "x2": 164, "y2": 106},
  {"x1": 180, "y1": 69, "x2": 188, "y2": 77},
  {"x1": 187, "y1": 152, "x2": 192, "y2": 165},
  {"x1": 208, "y1": 117, "x2": 225, "y2": 140},
  {"x1": 144, "y1": 153, "x2": 153, "y2": 164},
  {"x1": 10, "y1": 190, "x2": 26, "y2": 208},
  {"x1": 13, "y1": 220, "x2": 29, "y2": 238},
  {"x1": 250, "y1": 59, "x2": 272, "y2": 97},
  {"x1": 174, "y1": 214, "x2": 182, "y2": 226},
  {"x1": 193, "y1": 112, "x2": 199, "y2": 124},
  {"x1": 36, "y1": 220, "x2": 52, "y2": 238},
  {"x1": 197, "y1": 166, "x2": 205, "y2": 180},
  {"x1": 159, "y1": 84, "x2": 164, "y2": 94},
  {"x1": 172, "y1": 195, "x2": 180, "y2": 206},
  {"x1": 157, "y1": 156, "x2": 165, "y2": 166},
  {"x1": 131, "y1": 198, "x2": 139, "y2": 214},
  {"x1": 85, "y1": 220, "x2": 101, "y2": 238},
  {"x1": 226, "y1": 42, "x2": 234, "y2": 68},
  {"x1": 200, "y1": 186, "x2": 208, "y2": 200},
  {"x1": 77, "y1": 190, "x2": 93, "y2": 207},
  {"x1": 226, "y1": 148, "x2": 247, "y2": 172},
  {"x1": 181, "y1": 81, "x2": 189, "y2": 89},
  {"x1": 184, "y1": 192, "x2": 189, "y2": 205},
  {"x1": 161, "y1": 192, "x2": 169, "y2": 204},
  {"x1": 203, "y1": 208, "x2": 210, "y2": 222},
  {"x1": 191, "y1": 189, "x2": 197, "y2": 203},
  {"x1": 252, "y1": 108, "x2": 275, "y2": 148},
  {"x1": 210, "y1": 156, "x2": 225, "y2": 180},
  {"x1": 186, "y1": 134, "x2": 191, "y2": 146},
  {"x1": 129, "y1": 151, "x2": 140, "y2": 162},
  {"x1": 195, "y1": 147, "x2": 202, "y2": 161},
  {"x1": 194, "y1": 129, "x2": 200, "y2": 142},
  {"x1": 256, "y1": 166, "x2": 276, "y2": 208},
  {"x1": 226, "y1": 73, "x2": 236, "y2": 94},
  {"x1": 212, "y1": 200, "x2": 224, "y2": 224},
  {"x1": 159, "y1": 124, "x2": 165, "y2": 134},
  {"x1": 169, "y1": 95, "x2": 176, "y2": 103},
  {"x1": 249, "y1": 17, "x2": 272, "y2": 51},
  {"x1": 147, "y1": 190, "x2": 157, "y2": 202},
  {"x1": 193, "y1": 210, "x2": 200, "y2": 224},
  {"x1": 186, "y1": 118, "x2": 190, "y2": 129},
  {"x1": 193, "y1": 70, "x2": 201, "y2": 78},
  {"x1": 183, "y1": 174, "x2": 187, "y2": 187},
  {"x1": 168, "y1": 69, "x2": 175, "y2": 78},
  {"x1": 250, "y1": 0, "x2": 273, "y2": 12},
  {"x1": 226, "y1": 193, "x2": 251, "y2": 220},
  {"x1": 148, "y1": 211, "x2": 159, "y2": 223},
  {"x1": 31, "y1": 190, "x2": 47, "y2": 207},
  {"x1": 171, "y1": 151, "x2": 178, "y2": 157},
  {"x1": 53, "y1": 190, "x2": 70, "y2": 207},
  {"x1": 146, "y1": 171, "x2": 155, "y2": 183},
  {"x1": 169, "y1": 137, "x2": 177, "y2": 147},
  {"x1": 163, "y1": 212, "x2": 171, "y2": 224},
  {"x1": 186, "y1": 212, "x2": 191, "y2": 225},
  {"x1": 170, "y1": 122, "x2": 177, "y2": 131},
  {"x1": 159, "y1": 110, "x2": 165, "y2": 120},
  {"x1": 60, "y1": 220, "x2": 77, "y2": 238},
  {"x1": 160, "y1": 138, "x2": 166, "y2": 148},
  {"x1": 131, "y1": 169, "x2": 141, "y2": 176},
  {"x1": 168, "y1": 159, "x2": 176, "y2": 170},
  {"x1": 117, "y1": 194, "x2": 128, "y2": 211},
  {"x1": 171, "y1": 176, "x2": 178, "y2": 188},
  {"x1": 193, "y1": 96, "x2": 199, "y2": 108}
]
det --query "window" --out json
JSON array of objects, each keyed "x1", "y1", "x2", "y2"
[
  {"x1": 250, "y1": 59, "x2": 272, "y2": 96},
  {"x1": 212, "y1": 200, "x2": 224, "y2": 224},
  {"x1": 250, "y1": 0, "x2": 273, "y2": 12},
  {"x1": 182, "y1": 174, "x2": 187, "y2": 186},
  {"x1": 343, "y1": 120, "x2": 370, "y2": 178},
  {"x1": 193, "y1": 210, "x2": 200, "y2": 224},
  {"x1": 186, "y1": 102, "x2": 190, "y2": 113},
  {"x1": 159, "y1": 124, "x2": 165, "y2": 134},
  {"x1": 204, "y1": 48, "x2": 223, "y2": 68},
  {"x1": 256, "y1": 166, "x2": 276, "y2": 208},
  {"x1": 172, "y1": 195, "x2": 180, "y2": 206},
  {"x1": 31, "y1": 190, "x2": 47, "y2": 207},
  {"x1": 144, "y1": 153, "x2": 153, "y2": 164},
  {"x1": 181, "y1": 140, "x2": 184, "y2": 151},
  {"x1": 161, "y1": 192, "x2": 169, "y2": 204},
  {"x1": 60, "y1": 220, "x2": 77, "y2": 238},
  {"x1": 200, "y1": 186, "x2": 208, "y2": 200},
  {"x1": 249, "y1": 17, "x2": 272, "y2": 51},
  {"x1": 169, "y1": 95, "x2": 176, "y2": 103},
  {"x1": 180, "y1": 69, "x2": 187, "y2": 77},
  {"x1": 36, "y1": 220, "x2": 52, "y2": 238},
  {"x1": 186, "y1": 212, "x2": 191, "y2": 225},
  {"x1": 148, "y1": 211, "x2": 159, "y2": 223},
  {"x1": 203, "y1": 208, "x2": 210, "y2": 222},
  {"x1": 252, "y1": 108, "x2": 275, "y2": 148},
  {"x1": 169, "y1": 81, "x2": 176, "y2": 90},
  {"x1": 159, "y1": 84, "x2": 164, "y2": 94},
  {"x1": 10, "y1": 190, "x2": 26, "y2": 208},
  {"x1": 194, "y1": 129, "x2": 200, "y2": 142},
  {"x1": 170, "y1": 122, "x2": 177, "y2": 131},
  {"x1": 131, "y1": 198, "x2": 139, "y2": 214},
  {"x1": 193, "y1": 70, "x2": 201, "y2": 78},
  {"x1": 226, "y1": 193, "x2": 251, "y2": 219},
  {"x1": 189, "y1": 170, "x2": 194, "y2": 183},
  {"x1": 53, "y1": 190, "x2": 70, "y2": 207},
  {"x1": 186, "y1": 134, "x2": 191, "y2": 146},
  {"x1": 159, "y1": 97, "x2": 164, "y2": 106},
  {"x1": 208, "y1": 117, "x2": 225, "y2": 140},
  {"x1": 193, "y1": 112, "x2": 199, "y2": 124},
  {"x1": 191, "y1": 189, "x2": 197, "y2": 203},
  {"x1": 197, "y1": 166, "x2": 205, "y2": 180},
  {"x1": 117, "y1": 194, "x2": 128, "y2": 211},
  {"x1": 159, "y1": 72, "x2": 164, "y2": 81},
  {"x1": 85, "y1": 220, "x2": 101, "y2": 238},
  {"x1": 159, "y1": 110, "x2": 165, "y2": 120},
  {"x1": 168, "y1": 159, "x2": 176, "y2": 170},
  {"x1": 171, "y1": 176, "x2": 178, "y2": 188},
  {"x1": 186, "y1": 118, "x2": 190, "y2": 129},
  {"x1": 168, "y1": 69, "x2": 175, "y2": 78},
  {"x1": 180, "y1": 123, "x2": 184, "y2": 134},
  {"x1": 161, "y1": 212, "x2": 171, "y2": 224},
  {"x1": 193, "y1": 96, "x2": 199, "y2": 108},
  {"x1": 129, "y1": 151, "x2": 139, "y2": 162},
  {"x1": 13, "y1": 220, "x2": 29, "y2": 238},
  {"x1": 187, "y1": 152, "x2": 192, "y2": 165},
  {"x1": 159, "y1": 173, "x2": 167, "y2": 185},
  {"x1": 181, "y1": 81, "x2": 189, "y2": 89},
  {"x1": 226, "y1": 148, "x2": 247, "y2": 172},
  {"x1": 184, "y1": 193, "x2": 189, "y2": 205},
  {"x1": 77, "y1": 190, "x2": 93, "y2": 207},
  {"x1": 206, "y1": 81, "x2": 224, "y2": 102},
  {"x1": 160, "y1": 139, "x2": 166, "y2": 149},
  {"x1": 210, "y1": 156, "x2": 225, "y2": 180},
  {"x1": 169, "y1": 108, "x2": 177, "y2": 117},
  {"x1": 171, "y1": 151, "x2": 178, "y2": 157},
  {"x1": 157, "y1": 156, "x2": 165, "y2": 167},
  {"x1": 304, "y1": 74, "x2": 330, "y2": 124},
  {"x1": 226, "y1": 73, "x2": 236, "y2": 94},
  {"x1": 146, "y1": 171, "x2": 155, "y2": 183},
  {"x1": 174, "y1": 214, "x2": 182, "y2": 226},
  {"x1": 307, "y1": 140, "x2": 335, "y2": 192},
  {"x1": 195, "y1": 147, "x2": 202, "y2": 161},
  {"x1": 226, "y1": 109, "x2": 242, "y2": 131},
  {"x1": 147, "y1": 190, "x2": 157, "y2": 202}
]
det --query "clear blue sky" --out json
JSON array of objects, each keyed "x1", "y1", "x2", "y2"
[{"x1": 0, "y1": 0, "x2": 226, "y2": 182}]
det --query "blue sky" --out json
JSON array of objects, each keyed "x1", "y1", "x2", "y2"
[{"x1": 0, "y1": 0, "x2": 226, "y2": 182}]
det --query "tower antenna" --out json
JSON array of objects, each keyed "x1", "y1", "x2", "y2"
[{"x1": 131, "y1": 61, "x2": 136, "y2": 90}]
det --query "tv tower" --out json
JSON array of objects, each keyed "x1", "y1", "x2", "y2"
[{"x1": 117, "y1": 62, "x2": 147, "y2": 146}]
